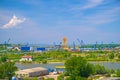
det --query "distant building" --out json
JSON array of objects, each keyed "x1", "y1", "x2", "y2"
[
  {"x1": 21, "y1": 46, "x2": 32, "y2": 51},
  {"x1": 37, "y1": 47, "x2": 46, "y2": 52},
  {"x1": 11, "y1": 46, "x2": 21, "y2": 51},
  {"x1": 20, "y1": 56, "x2": 33, "y2": 61},
  {"x1": 15, "y1": 67, "x2": 49, "y2": 77}
]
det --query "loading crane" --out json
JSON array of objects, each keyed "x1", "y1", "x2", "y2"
[
  {"x1": 93, "y1": 41, "x2": 97, "y2": 50},
  {"x1": 77, "y1": 38, "x2": 84, "y2": 51},
  {"x1": 108, "y1": 42, "x2": 114, "y2": 50},
  {"x1": 100, "y1": 41, "x2": 104, "y2": 50},
  {"x1": 4, "y1": 38, "x2": 10, "y2": 47},
  {"x1": 73, "y1": 41, "x2": 76, "y2": 51},
  {"x1": 53, "y1": 42, "x2": 62, "y2": 50},
  {"x1": 4, "y1": 38, "x2": 10, "y2": 53}
]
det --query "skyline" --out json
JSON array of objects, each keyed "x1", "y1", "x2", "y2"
[{"x1": 0, "y1": 0, "x2": 120, "y2": 44}]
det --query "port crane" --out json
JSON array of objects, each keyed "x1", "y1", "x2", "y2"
[
  {"x1": 77, "y1": 38, "x2": 84, "y2": 50},
  {"x1": 4, "y1": 38, "x2": 10, "y2": 47},
  {"x1": 93, "y1": 41, "x2": 97, "y2": 50},
  {"x1": 100, "y1": 41, "x2": 104, "y2": 50},
  {"x1": 72, "y1": 41, "x2": 76, "y2": 51}
]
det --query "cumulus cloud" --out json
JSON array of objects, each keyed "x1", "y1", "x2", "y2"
[{"x1": 2, "y1": 15, "x2": 26, "y2": 29}]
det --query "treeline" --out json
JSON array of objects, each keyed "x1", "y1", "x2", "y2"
[
  {"x1": 0, "y1": 50, "x2": 120, "y2": 63},
  {"x1": 58, "y1": 56, "x2": 120, "y2": 80}
]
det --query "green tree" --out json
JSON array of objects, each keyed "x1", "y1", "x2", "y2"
[
  {"x1": 118, "y1": 54, "x2": 120, "y2": 59},
  {"x1": 65, "y1": 56, "x2": 93, "y2": 79},
  {"x1": 65, "y1": 76, "x2": 86, "y2": 80},
  {"x1": 0, "y1": 62, "x2": 17, "y2": 80},
  {"x1": 0, "y1": 56, "x2": 7, "y2": 62},
  {"x1": 109, "y1": 53, "x2": 114, "y2": 59},
  {"x1": 116, "y1": 69, "x2": 120, "y2": 77},
  {"x1": 57, "y1": 74, "x2": 64, "y2": 80},
  {"x1": 94, "y1": 64, "x2": 107, "y2": 74}
]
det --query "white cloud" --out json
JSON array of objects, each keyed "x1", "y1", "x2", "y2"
[
  {"x1": 82, "y1": 6, "x2": 120, "y2": 26},
  {"x1": 82, "y1": 0, "x2": 104, "y2": 9},
  {"x1": 2, "y1": 15, "x2": 26, "y2": 29},
  {"x1": 72, "y1": 0, "x2": 104, "y2": 10}
]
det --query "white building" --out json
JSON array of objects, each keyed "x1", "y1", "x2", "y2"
[{"x1": 20, "y1": 56, "x2": 33, "y2": 61}]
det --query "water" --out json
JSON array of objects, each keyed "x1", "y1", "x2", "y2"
[
  {"x1": 90, "y1": 62, "x2": 120, "y2": 70},
  {"x1": 15, "y1": 62, "x2": 120, "y2": 70},
  {"x1": 15, "y1": 63, "x2": 64, "y2": 70}
]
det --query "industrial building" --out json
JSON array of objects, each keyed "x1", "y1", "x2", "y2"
[
  {"x1": 37, "y1": 47, "x2": 46, "y2": 52},
  {"x1": 15, "y1": 67, "x2": 49, "y2": 77},
  {"x1": 20, "y1": 46, "x2": 32, "y2": 51}
]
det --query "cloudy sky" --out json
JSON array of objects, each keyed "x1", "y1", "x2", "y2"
[{"x1": 0, "y1": 0, "x2": 120, "y2": 44}]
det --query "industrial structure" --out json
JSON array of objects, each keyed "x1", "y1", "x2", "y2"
[
  {"x1": 62, "y1": 37, "x2": 68, "y2": 50},
  {"x1": 20, "y1": 46, "x2": 32, "y2": 51},
  {"x1": 15, "y1": 67, "x2": 49, "y2": 77},
  {"x1": 37, "y1": 47, "x2": 46, "y2": 52}
]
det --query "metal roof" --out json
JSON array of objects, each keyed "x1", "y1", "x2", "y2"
[{"x1": 15, "y1": 67, "x2": 48, "y2": 74}]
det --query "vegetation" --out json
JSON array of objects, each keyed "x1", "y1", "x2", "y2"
[
  {"x1": 57, "y1": 74, "x2": 64, "y2": 80},
  {"x1": 116, "y1": 69, "x2": 120, "y2": 77},
  {"x1": 0, "y1": 49, "x2": 119, "y2": 63},
  {"x1": 44, "y1": 78, "x2": 54, "y2": 80},
  {"x1": 0, "y1": 55, "x2": 7, "y2": 62},
  {"x1": 94, "y1": 64, "x2": 107, "y2": 74},
  {"x1": 0, "y1": 62, "x2": 17, "y2": 80},
  {"x1": 118, "y1": 54, "x2": 120, "y2": 59},
  {"x1": 42, "y1": 59, "x2": 47, "y2": 64},
  {"x1": 65, "y1": 56, "x2": 94, "y2": 79},
  {"x1": 63, "y1": 56, "x2": 119, "y2": 80},
  {"x1": 109, "y1": 52, "x2": 114, "y2": 59}
]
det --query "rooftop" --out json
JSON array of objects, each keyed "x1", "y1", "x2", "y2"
[{"x1": 16, "y1": 67, "x2": 47, "y2": 74}]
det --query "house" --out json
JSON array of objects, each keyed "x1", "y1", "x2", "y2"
[
  {"x1": 12, "y1": 46, "x2": 21, "y2": 51},
  {"x1": 20, "y1": 56, "x2": 33, "y2": 61},
  {"x1": 15, "y1": 67, "x2": 49, "y2": 77}
]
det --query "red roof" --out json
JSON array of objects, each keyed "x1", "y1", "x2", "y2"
[{"x1": 22, "y1": 56, "x2": 32, "y2": 58}]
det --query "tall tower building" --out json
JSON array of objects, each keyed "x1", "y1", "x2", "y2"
[{"x1": 62, "y1": 37, "x2": 68, "y2": 50}]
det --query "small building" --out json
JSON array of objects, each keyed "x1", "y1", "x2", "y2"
[
  {"x1": 15, "y1": 67, "x2": 49, "y2": 77},
  {"x1": 20, "y1": 56, "x2": 33, "y2": 61},
  {"x1": 11, "y1": 46, "x2": 21, "y2": 51}
]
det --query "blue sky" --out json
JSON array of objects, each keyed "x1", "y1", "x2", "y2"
[{"x1": 0, "y1": 0, "x2": 120, "y2": 44}]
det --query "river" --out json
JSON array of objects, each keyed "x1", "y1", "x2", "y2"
[{"x1": 15, "y1": 62, "x2": 120, "y2": 70}]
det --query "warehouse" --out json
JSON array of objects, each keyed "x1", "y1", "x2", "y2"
[{"x1": 15, "y1": 67, "x2": 49, "y2": 77}]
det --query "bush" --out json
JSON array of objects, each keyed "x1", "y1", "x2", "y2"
[
  {"x1": 44, "y1": 78, "x2": 54, "y2": 80},
  {"x1": 42, "y1": 59, "x2": 47, "y2": 64},
  {"x1": 116, "y1": 69, "x2": 120, "y2": 77},
  {"x1": 57, "y1": 74, "x2": 64, "y2": 80},
  {"x1": 109, "y1": 53, "x2": 114, "y2": 59},
  {"x1": 94, "y1": 64, "x2": 107, "y2": 74},
  {"x1": 118, "y1": 54, "x2": 120, "y2": 59},
  {"x1": 65, "y1": 76, "x2": 87, "y2": 80}
]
